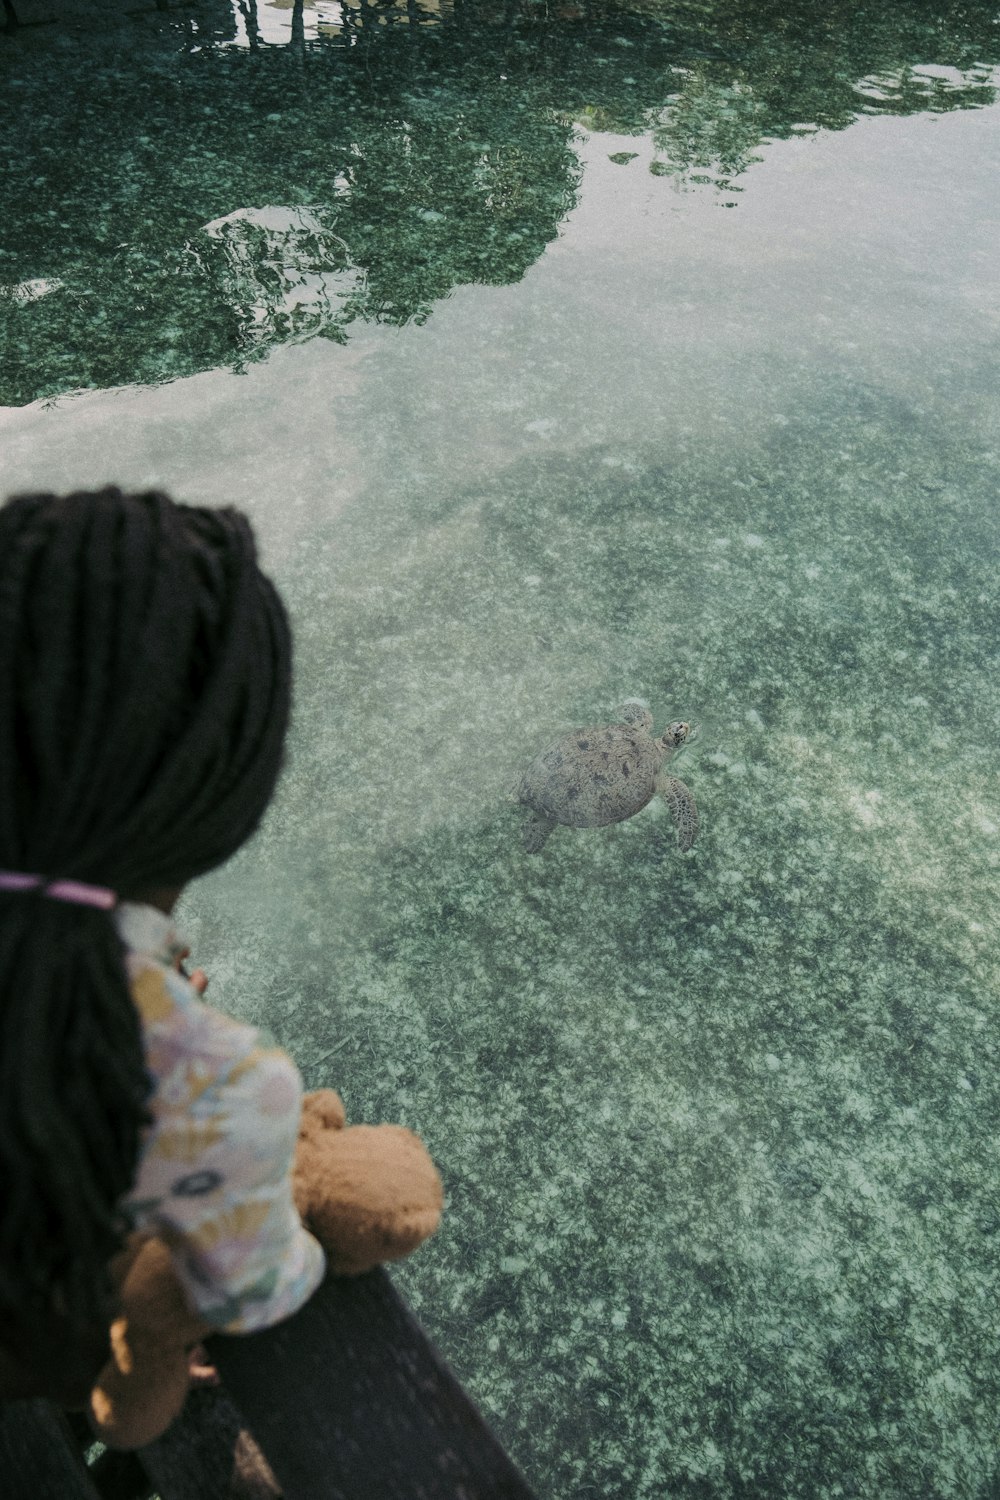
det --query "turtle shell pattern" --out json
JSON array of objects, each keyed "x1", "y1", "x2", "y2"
[{"x1": 518, "y1": 723, "x2": 663, "y2": 829}]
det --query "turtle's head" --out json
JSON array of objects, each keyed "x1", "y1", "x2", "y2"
[{"x1": 661, "y1": 720, "x2": 697, "y2": 751}]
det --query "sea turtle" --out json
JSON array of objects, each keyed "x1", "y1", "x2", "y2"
[{"x1": 517, "y1": 703, "x2": 699, "y2": 854}]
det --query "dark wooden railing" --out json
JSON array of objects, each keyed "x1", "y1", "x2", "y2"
[{"x1": 0, "y1": 1270, "x2": 538, "y2": 1500}]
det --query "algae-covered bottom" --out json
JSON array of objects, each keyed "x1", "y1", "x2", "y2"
[
  {"x1": 2, "y1": 2, "x2": 1000, "y2": 1496},
  {"x1": 182, "y1": 397, "x2": 1000, "y2": 1500}
]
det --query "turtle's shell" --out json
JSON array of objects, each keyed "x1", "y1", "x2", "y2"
[{"x1": 518, "y1": 723, "x2": 663, "y2": 829}]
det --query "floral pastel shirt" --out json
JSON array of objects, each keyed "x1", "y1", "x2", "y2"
[{"x1": 113, "y1": 901, "x2": 326, "y2": 1333}]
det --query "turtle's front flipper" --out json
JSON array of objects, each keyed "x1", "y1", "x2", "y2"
[
  {"x1": 522, "y1": 813, "x2": 556, "y2": 853},
  {"x1": 658, "y1": 775, "x2": 699, "y2": 852}
]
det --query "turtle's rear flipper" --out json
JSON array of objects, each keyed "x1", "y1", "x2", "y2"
[
  {"x1": 522, "y1": 813, "x2": 555, "y2": 853},
  {"x1": 659, "y1": 775, "x2": 698, "y2": 852}
]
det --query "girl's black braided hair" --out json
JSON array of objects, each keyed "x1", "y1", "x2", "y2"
[{"x1": 0, "y1": 486, "x2": 292, "y2": 1364}]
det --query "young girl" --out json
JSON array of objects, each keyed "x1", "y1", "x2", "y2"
[{"x1": 0, "y1": 486, "x2": 380, "y2": 1405}]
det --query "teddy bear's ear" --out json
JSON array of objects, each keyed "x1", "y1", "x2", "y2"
[{"x1": 300, "y1": 1089, "x2": 347, "y2": 1133}]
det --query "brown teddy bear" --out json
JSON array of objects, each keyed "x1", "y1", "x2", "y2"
[{"x1": 88, "y1": 1088, "x2": 443, "y2": 1449}]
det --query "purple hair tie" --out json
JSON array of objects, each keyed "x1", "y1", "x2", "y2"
[{"x1": 0, "y1": 871, "x2": 117, "y2": 910}]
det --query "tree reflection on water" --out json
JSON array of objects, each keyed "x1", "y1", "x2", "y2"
[{"x1": 1, "y1": 0, "x2": 998, "y2": 403}]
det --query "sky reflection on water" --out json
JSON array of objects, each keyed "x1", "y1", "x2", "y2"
[{"x1": 2, "y1": 0, "x2": 999, "y2": 402}]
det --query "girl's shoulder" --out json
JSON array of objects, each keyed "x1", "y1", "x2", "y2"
[{"x1": 115, "y1": 900, "x2": 265, "y2": 1080}]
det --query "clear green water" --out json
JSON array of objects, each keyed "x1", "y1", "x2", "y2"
[{"x1": 3, "y1": 3, "x2": 1000, "y2": 1496}]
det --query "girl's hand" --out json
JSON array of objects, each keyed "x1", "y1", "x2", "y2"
[{"x1": 174, "y1": 946, "x2": 208, "y2": 996}]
